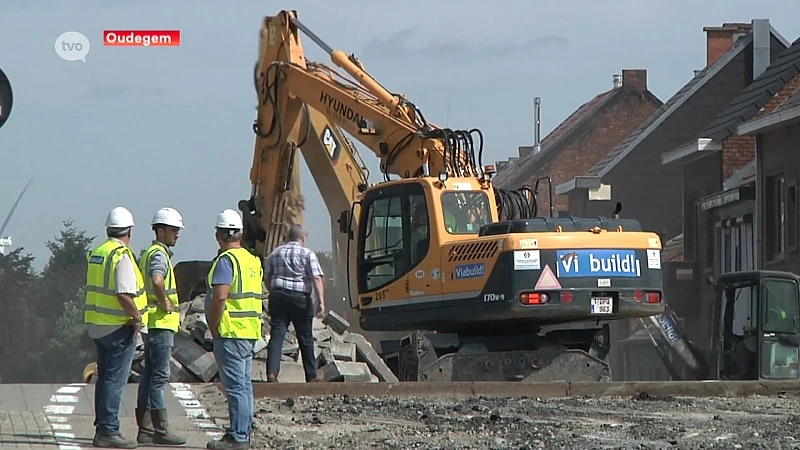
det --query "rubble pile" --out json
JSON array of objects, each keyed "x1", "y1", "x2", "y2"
[{"x1": 130, "y1": 295, "x2": 399, "y2": 384}]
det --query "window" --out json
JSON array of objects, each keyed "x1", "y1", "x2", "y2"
[
  {"x1": 765, "y1": 174, "x2": 785, "y2": 261},
  {"x1": 409, "y1": 194, "x2": 429, "y2": 268},
  {"x1": 761, "y1": 277, "x2": 798, "y2": 334},
  {"x1": 359, "y1": 194, "x2": 404, "y2": 292},
  {"x1": 441, "y1": 191, "x2": 492, "y2": 234},
  {"x1": 357, "y1": 183, "x2": 429, "y2": 293},
  {"x1": 787, "y1": 181, "x2": 797, "y2": 252}
]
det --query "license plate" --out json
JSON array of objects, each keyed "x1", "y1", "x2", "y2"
[{"x1": 591, "y1": 297, "x2": 613, "y2": 314}]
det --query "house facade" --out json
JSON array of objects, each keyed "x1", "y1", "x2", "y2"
[{"x1": 493, "y1": 70, "x2": 662, "y2": 217}]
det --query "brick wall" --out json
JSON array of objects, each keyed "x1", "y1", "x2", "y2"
[{"x1": 522, "y1": 90, "x2": 660, "y2": 214}]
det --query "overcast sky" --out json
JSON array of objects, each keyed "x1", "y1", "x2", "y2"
[{"x1": 1, "y1": 0, "x2": 799, "y2": 270}]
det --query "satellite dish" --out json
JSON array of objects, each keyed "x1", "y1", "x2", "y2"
[{"x1": 0, "y1": 66, "x2": 13, "y2": 131}]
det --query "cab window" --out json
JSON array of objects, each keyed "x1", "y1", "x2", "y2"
[
  {"x1": 359, "y1": 195, "x2": 403, "y2": 292},
  {"x1": 761, "y1": 277, "x2": 799, "y2": 334},
  {"x1": 441, "y1": 191, "x2": 492, "y2": 234},
  {"x1": 408, "y1": 194, "x2": 429, "y2": 268}
]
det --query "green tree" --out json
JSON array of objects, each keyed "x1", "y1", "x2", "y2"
[
  {"x1": 36, "y1": 220, "x2": 95, "y2": 325},
  {"x1": 35, "y1": 221, "x2": 97, "y2": 382},
  {"x1": 0, "y1": 248, "x2": 46, "y2": 382}
]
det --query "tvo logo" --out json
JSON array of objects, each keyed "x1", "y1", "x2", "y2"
[{"x1": 55, "y1": 31, "x2": 90, "y2": 62}]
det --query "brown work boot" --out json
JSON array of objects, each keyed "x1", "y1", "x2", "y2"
[
  {"x1": 135, "y1": 407, "x2": 154, "y2": 444},
  {"x1": 93, "y1": 432, "x2": 138, "y2": 448},
  {"x1": 151, "y1": 408, "x2": 186, "y2": 445},
  {"x1": 308, "y1": 373, "x2": 325, "y2": 383}
]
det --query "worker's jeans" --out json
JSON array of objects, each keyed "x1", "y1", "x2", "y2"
[
  {"x1": 93, "y1": 325, "x2": 136, "y2": 436},
  {"x1": 136, "y1": 329, "x2": 174, "y2": 411},
  {"x1": 266, "y1": 288, "x2": 317, "y2": 381},
  {"x1": 213, "y1": 338, "x2": 255, "y2": 443}
]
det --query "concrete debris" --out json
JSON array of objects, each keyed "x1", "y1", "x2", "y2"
[{"x1": 130, "y1": 294, "x2": 398, "y2": 384}]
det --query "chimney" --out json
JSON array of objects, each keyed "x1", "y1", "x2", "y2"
[
  {"x1": 621, "y1": 69, "x2": 647, "y2": 91},
  {"x1": 752, "y1": 19, "x2": 770, "y2": 80},
  {"x1": 518, "y1": 146, "x2": 533, "y2": 158},
  {"x1": 612, "y1": 74, "x2": 622, "y2": 88},
  {"x1": 533, "y1": 97, "x2": 542, "y2": 154},
  {"x1": 703, "y1": 22, "x2": 752, "y2": 68}
]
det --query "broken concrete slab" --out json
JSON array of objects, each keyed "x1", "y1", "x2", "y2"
[
  {"x1": 277, "y1": 362, "x2": 307, "y2": 383},
  {"x1": 322, "y1": 310, "x2": 350, "y2": 335},
  {"x1": 318, "y1": 340, "x2": 356, "y2": 362},
  {"x1": 320, "y1": 361, "x2": 372, "y2": 382},
  {"x1": 173, "y1": 333, "x2": 218, "y2": 382},
  {"x1": 343, "y1": 333, "x2": 399, "y2": 383}
]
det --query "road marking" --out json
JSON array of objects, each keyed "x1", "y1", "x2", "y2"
[
  {"x1": 44, "y1": 384, "x2": 85, "y2": 450},
  {"x1": 170, "y1": 382, "x2": 224, "y2": 441}
]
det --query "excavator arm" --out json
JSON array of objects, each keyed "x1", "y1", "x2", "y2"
[{"x1": 253, "y1": 10, "x2": 487, "y2": 183}]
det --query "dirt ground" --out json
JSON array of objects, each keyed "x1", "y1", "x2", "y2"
[{"x1": 195, "y1": 385, "x2": 800, "y2": 450}]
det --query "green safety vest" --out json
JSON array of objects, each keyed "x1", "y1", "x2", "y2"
[
  {"x1": 207, "y1": 247, "x2": 263, "y2": 340},
  {"x1": 139, "y1": 242, "x2": 180, "y2": 332},
  {"x1": 84, "y1": 239, "x2": 148, "y2": 326}
]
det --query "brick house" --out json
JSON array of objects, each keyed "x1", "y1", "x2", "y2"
[
  {"x1": 737, "y1": 77, "x2": 800, "y2": 272},
  {"x1": 556, "y1": 22, "x2": 788, "y2": 248},
  {"x1": 492, "y1": 70, "x2": 662, "y2": 217},
  {"x1": 659, "y1": 21, "x2": 796, "y2": 356}
]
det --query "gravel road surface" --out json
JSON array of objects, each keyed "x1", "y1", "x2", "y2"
[{"x1": 196, "y1": 386, "x2": 800, "y2": 449}]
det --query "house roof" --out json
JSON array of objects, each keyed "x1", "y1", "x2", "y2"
[
  {"x1": 556, "y1": 24, "x2": 791, "y2": 195},
  {"x1": 492, "y1": 89, "x2": 620, "y2": 187},
  {"x1": 737, "y1": 84, "x2": 800, "y2": 135},
  {"x1": 695, "y1": 36, "x2": 800, "y2": 142},
  {"x1": 582, "y1": 35, "x2": 756, "y2": 181}
]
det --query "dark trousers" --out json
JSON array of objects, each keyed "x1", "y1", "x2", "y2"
[
  {"x1": 266, "y1": 288, "x2": 317, "y2": 381},
  {"x1": 94, "y1": 325, "x2": 136, "y2": 436}
]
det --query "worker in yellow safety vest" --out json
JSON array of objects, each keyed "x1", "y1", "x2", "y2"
[
  {"x1": 84, "y1": 206, "x2": 148, "y2": 449},
  {"x1": 204, "y1": 209, "x2": 263, "y2": 449},
  {"x1": 134, "y1": 207, "x2": 186, "y2": 446}
]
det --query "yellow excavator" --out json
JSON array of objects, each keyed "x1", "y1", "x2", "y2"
[{"x1": 86, "y1": 10, "x2": 668, "y2": 383}]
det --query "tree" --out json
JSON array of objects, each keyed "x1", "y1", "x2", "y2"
[
  {"x1": 0, "y1": 248, "x2": 46, "y2": 382},
  {"x1": 36, "y1": 220, "x2": 94, "y2": 325},
  {"x1": 34, "y1": 221, "x2": 96, "y2": 382}
]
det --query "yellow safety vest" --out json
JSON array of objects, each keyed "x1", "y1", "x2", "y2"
[
  {"x1": 84, "y1": 239, "x2": 148, "y2": 326},
  {"x1": 207, "y1": 247, "x2": 263, "y2": 339},
  {"x1": 139, "y1": 242, "x2": 180, "y2": 332}
]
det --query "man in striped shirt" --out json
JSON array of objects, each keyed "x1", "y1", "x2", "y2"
[{"x1": 264, "y1": 224, "x2": 326, "y2": 382}]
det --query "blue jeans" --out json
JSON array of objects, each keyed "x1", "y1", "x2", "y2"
[
  {"x1": 93, "y1": 325, "x2": 137, "y2": 436},
  {"x1": 136, "y1": 329, "x2": 174, "y2": 411},
  {"x1": 267, "y1": 289, "x2": 318, "y2": 381},
  {"x1": 213, "y1": 338, "x2": 255, "y2": 443}
]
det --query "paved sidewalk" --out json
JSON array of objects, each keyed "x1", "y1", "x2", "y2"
[{"x1": 0, "y1": 383, "x2": 223, "y2": 450}]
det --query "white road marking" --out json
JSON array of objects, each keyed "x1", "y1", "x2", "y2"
[
  {"x1": 50, "y1": 395, "x2": 79, "y2": 403},
  {"x1": 170, "y1": 382, "x2": 224, "y2": 442},
  {"x1": 44, "y1": 384, "x2": 86, "y2": 450}
]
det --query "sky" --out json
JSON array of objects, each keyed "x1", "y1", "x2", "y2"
[{"x1": 1, "y1": 0, "x2": 800, "y2": 271}]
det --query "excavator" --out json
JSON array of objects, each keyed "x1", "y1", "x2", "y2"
[
  {"x1": 87, "y1": 10, "x2": 668, "y2": 384},
  {"x1": 642, "y1": 270, "x2": 800, "y2": 381}
]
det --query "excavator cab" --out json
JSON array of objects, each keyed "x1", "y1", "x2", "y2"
[{"x1": 714, "y1": 270, "x2": 800, "y2": 380}]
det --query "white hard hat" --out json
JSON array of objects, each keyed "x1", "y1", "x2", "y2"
[
  {"x1": 151, "y1": 207, "x2": 185, "y2": 229},
  {"x1": 105, "y1": 206, "x2": 135, "y2": 228},
  {"x1": 214, "y1": 209, "x2": 243, "y2": 230}
]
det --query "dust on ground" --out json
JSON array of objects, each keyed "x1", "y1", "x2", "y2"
[{"x1": 195, "y1": 385, "x2": 800, "y2": 449}]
